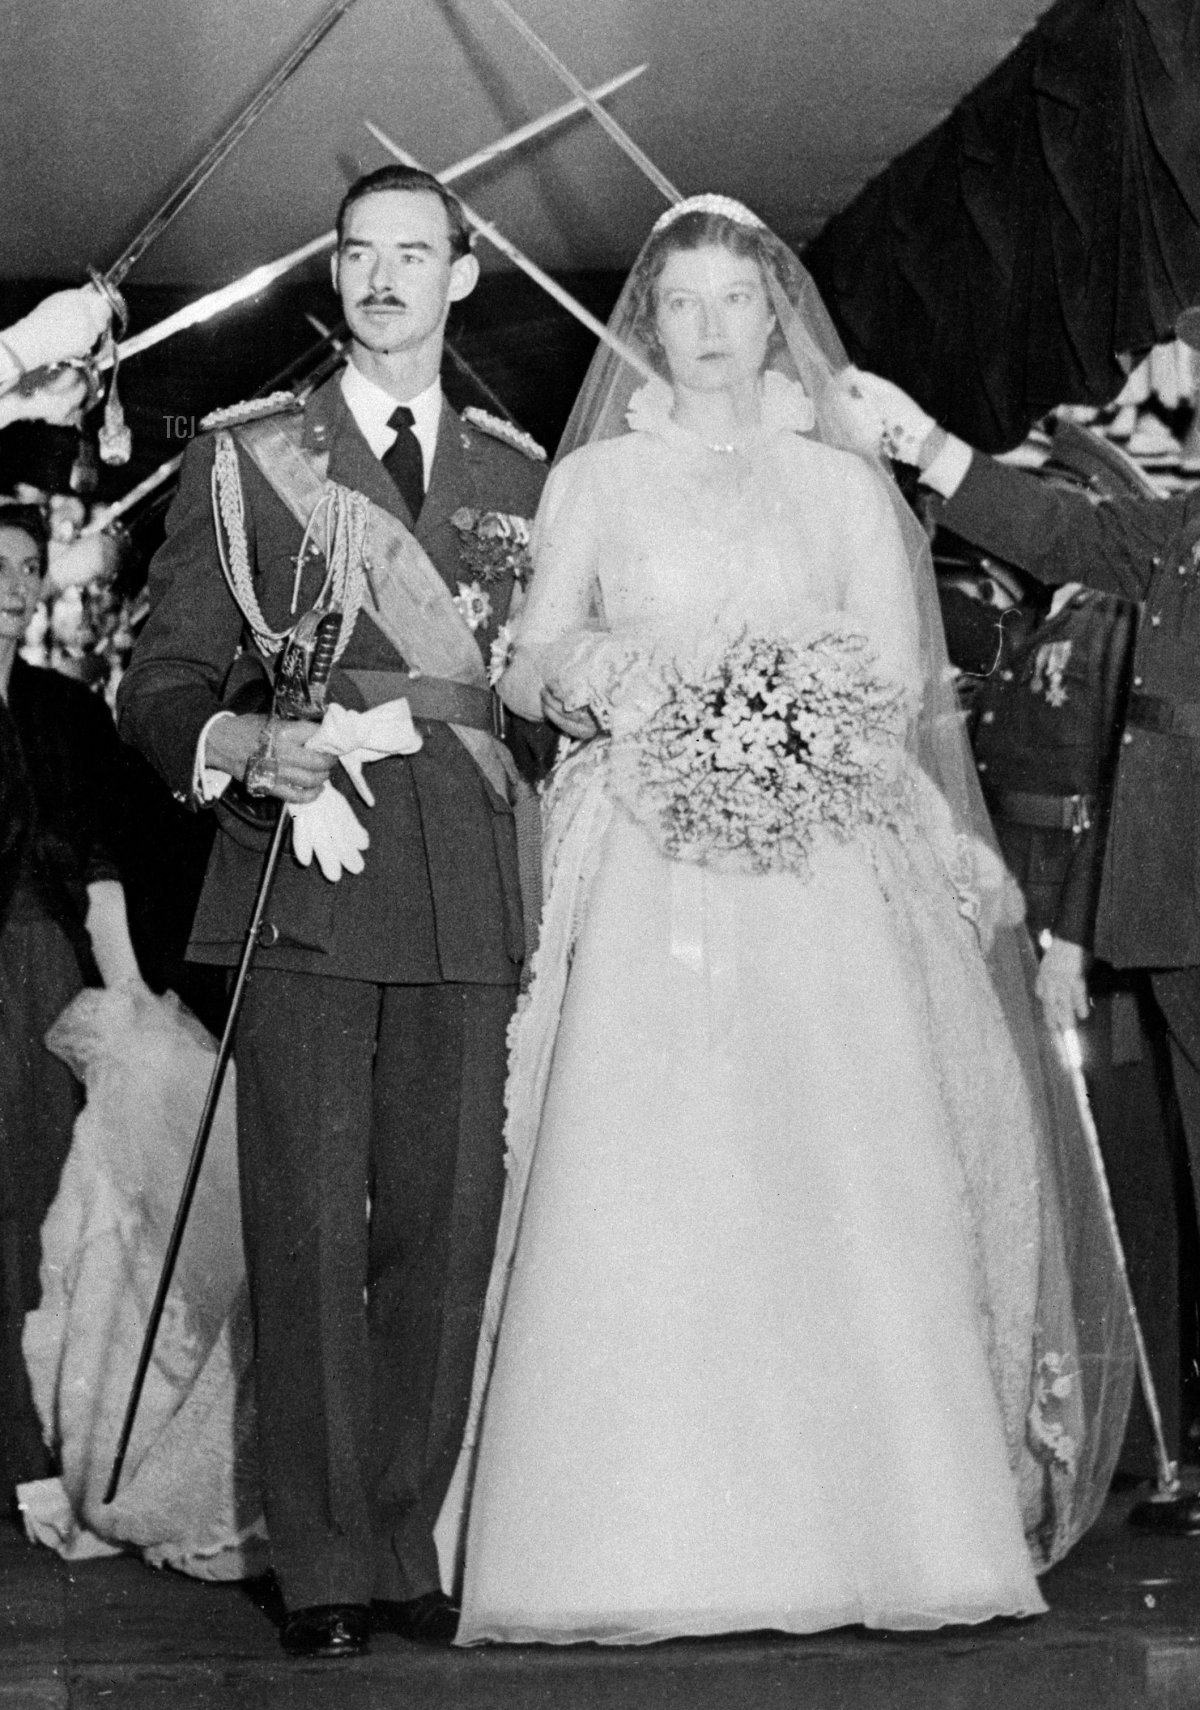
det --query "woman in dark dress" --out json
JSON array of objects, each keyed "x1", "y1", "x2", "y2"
[{"x1": 0, "y1": 504, "x2": 143, "y2": 1491}]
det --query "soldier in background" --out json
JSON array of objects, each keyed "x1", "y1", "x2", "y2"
[{"x1": 940, "y1": 528, "x2": 1187, "y2": 1483}]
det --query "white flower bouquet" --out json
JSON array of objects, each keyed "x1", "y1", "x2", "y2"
[{"x1": 606, "y1": 625, "x2": 913, "y2": 874}]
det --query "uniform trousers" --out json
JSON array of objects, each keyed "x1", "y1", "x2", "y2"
[{"x1": 235, "y1": 970, "x2": 514, "y2": 1611}]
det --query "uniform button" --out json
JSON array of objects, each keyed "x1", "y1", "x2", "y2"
[
  {"x1": 1133, "y1": 675, "x2": 1143, "y2": 687},
  {"x1": 1122, "y1": 732, "x2": 1134, "y2": 745},
  {"x1": 1000, "y1": 669, "x2": 1014, "y2": 682},
  {"x1": 1180, "y1": 565, "x2": 1188, "y2": 576},
  {"x1": 1151, "y1": 554, "x2": 1162, "y2": 567},
  {"x1": 977, "y1": 760, "x2": 988, "y2": 772},
  {"x1": 258, "y1": 921, "x2": 280, "y2": 947},
  {"x1": 980, "y1": 710, "x2": 995, "y2": 724},
  {"x1": 1150, "y1": 613, "x2": 1162, "y2": 626}
]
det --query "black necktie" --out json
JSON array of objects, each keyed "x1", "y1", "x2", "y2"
[{"x1": 382, "y1": 404, "x2": 425, "y2": 521}]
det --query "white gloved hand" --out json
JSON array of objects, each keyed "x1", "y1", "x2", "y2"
[
  {"x1": 0, "y1": 366, "x2": 89, "y2": 426},
  {"x1": 836, "y1": 367, "x2": 938, "y2": 465},
  {"x1": 307, "y1": 699, "x2": 423, "y2": 808},
  {"x1": 289, "y1": 783, "x2": 369, "y2": 881},
  {"x1": 2, "y1": 285, "x2": 112, "y2": 377}
]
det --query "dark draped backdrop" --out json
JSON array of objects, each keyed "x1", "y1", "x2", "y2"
[{"x1": 805, "y1": 0, "x2": 1200, "y2": 452}]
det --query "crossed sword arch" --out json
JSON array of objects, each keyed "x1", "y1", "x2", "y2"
[{"x1": 84, "y1": 0, "x2": 673, "y2": 536}]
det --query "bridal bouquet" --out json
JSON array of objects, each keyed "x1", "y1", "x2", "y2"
[{"x1": 608, "y1": 626, "x2": 912, "y2": 875}]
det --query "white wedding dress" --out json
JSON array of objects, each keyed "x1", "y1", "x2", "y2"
[{"x1": 442, "y1": 404, "x2": 1108, "y2": 1644}]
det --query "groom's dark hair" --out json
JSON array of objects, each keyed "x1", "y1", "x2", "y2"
[{"x1": 336, "y1": 165, "x2": 474, "y2": 260}]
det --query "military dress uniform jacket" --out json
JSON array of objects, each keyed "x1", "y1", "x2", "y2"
[
  {"x1": 942, "y1": 456, "x2": 1200, "y2": 970},
  {"x1": 954, "y1": 588, "x2": 1137, "y2": 950},
  {"x1": 117, "y1": 375, "x2": 546, "y2": 985}
]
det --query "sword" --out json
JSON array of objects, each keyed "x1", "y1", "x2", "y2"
[
  {"x1": 477, "y1": 0, "x2": 682, "y2": 205},
  {"x1": 1055, "y1": 1023, "x2": 1180, "y2": 1500},
  {"x1": 27, "y1": 1, "x2": 362, "y2": 466},
  {"x1": 103, "y1": 606, "x2": 342, "y2": 1505},
  {"x1": 79, "y1": 320, "x2": 350, "y2": 539},
  {"x1": 364, "y1": 120, "x2": 654, "y2": 383},
  {"x1": 110, "y1": 65, "x2": 646, "y2": 368},
  {"x1": 102, "y1": 0, "x2": 362, "y2": 292}
]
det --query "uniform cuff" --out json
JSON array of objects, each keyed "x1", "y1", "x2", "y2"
[
  {"x1": 921, "y1": 434, "x2": 973, "y2": 498},
  {"x1": 194, "y1": 711, "x2": 236, "y2": 802}
]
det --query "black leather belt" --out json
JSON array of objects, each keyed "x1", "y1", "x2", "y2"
[
  {"x1": 989, "y1": 789, "x2": 1094, "y2": 833},
  {"x1": 1126, "y1": 691, "x2": 1200, "y2": 738},
  {"x1": 344, "y1": 669, "x2": 504, "y2": 736}
]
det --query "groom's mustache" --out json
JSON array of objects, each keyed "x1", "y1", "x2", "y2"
[{"x1": 358, "y1": 294, "x2": 406, "y2": 309}]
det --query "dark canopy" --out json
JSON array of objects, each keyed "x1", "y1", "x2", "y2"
[{"x1": 806, "y1": 0, "x2": 1200, "y2": 451}]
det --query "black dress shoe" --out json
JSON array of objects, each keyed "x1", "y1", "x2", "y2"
[
  {"x1": 371, "y1": 1590, "x2": 460, "y2": 1645},
  {"x1": 280, "y1": 1603, "x2": 370, "y2": 1658}
]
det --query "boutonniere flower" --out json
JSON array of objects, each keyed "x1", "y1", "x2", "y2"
[
  {"x1": 454, "y1": 579, "x2": 494, "y2": 634},
  {"x1": 488, "y1": 621, "x2": 516, "y2": 687},
  {"x1": 450, "y1": 507, "x2": 534, "y2": 586}
]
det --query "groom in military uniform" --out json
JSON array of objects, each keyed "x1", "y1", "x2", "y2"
[{"x1": 118, "y1": 166, "x2": 547, "y2": 1656}]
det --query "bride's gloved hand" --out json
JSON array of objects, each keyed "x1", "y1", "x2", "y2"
[
  {"x1": 836, "y1": 369, "x2": 944, "y2": 468},
  {"x1": 542, "y1": 686, "x2": 603, "y2": 741}
]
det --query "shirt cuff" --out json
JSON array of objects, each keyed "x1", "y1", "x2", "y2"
[
  {"x1": 921, "y1": 434, "x2": 974, "y2": 498},
  {"x1": 193, "y1": 711, "x2": 236, "y2": 802}
]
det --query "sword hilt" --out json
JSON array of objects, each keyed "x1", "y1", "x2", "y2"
[
  {"x1": 272, "y1": 608, "x2": 342, "y2": 721},
  {"x1": 87, "y1": 266, "x2": 130, "y2": 336}
]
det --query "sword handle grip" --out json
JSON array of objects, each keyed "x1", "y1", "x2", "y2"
[
  {"x1": 272, "y1": 607, "x2": 342, "y2": 721},
  {"x1": 309, "y1": 609, "x2": 341, "y2": 692}
]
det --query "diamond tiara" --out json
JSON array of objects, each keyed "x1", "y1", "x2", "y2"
[{"x1": 651, "y1": 194, "x2": 765, "y2": 234}]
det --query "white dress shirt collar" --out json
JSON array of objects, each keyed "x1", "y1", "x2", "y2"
[{"x1": 339, "y1": 361, "x2": 443, "y2": 485}]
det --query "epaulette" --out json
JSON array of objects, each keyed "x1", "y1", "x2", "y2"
[
  {"x1": 461, "y1": 406, "x2": 546, "y2": 462},
  {"x1": 199, "y1": 391, "x2": 302, "y2": 432}
]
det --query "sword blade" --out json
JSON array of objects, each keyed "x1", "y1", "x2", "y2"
[
  {"x1": 478, "y1": 0, "x2": 681, "y2": 204},
  {"x1": 1057, "y1": 1024, "x2": 1178, "y2": 1494},
  {"x1": 105, "y1": 0, "x2": 362, "y2": 287},
  {"x1": 364, "y1": 120, "x2": 653, "y2": 383},
  {"x1": 108, "y1": 66, "x2": 646, "y2": 367}
]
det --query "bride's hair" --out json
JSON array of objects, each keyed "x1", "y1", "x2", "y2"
[{"x1": 627, "y1": 210, "x2": 787, "y2": 373}]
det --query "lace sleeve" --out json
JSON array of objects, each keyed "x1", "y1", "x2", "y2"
[{"x1": 497, "y1": 450, "x2": 605, "y2": 721}]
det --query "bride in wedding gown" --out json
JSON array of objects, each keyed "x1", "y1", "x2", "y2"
[{"x1": 437, "y1": 195, "x2": 1134, "y2": 1644}]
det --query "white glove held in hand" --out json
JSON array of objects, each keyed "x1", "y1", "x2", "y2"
[
  {"x1": 836, "y1": 368, "x2": 937, "y2": 465},
  {"x1": 290, "y1": 783, "x2": 370, "y2": 881},
  {"x1": 286, "y1": 698, "x2": 424, "y2": 880},
  {"x1": 306, "y1": 699, "x2": 423, "y2": 808},
  {"x1": 2, "y1": 285, "x2": 112, "y2": 377}
]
